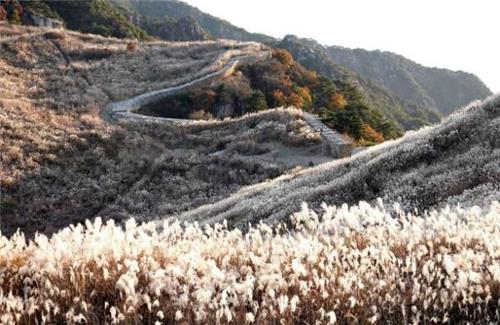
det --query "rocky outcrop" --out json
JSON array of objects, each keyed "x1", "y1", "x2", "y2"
[
  {"x1": 141, "y1": 16, "x2": 212, "y2": 41},
  {"x1": 28, "y1": 13, "x2": 64, "y2": 28}
]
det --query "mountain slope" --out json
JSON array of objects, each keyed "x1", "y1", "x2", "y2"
[
  {"x1": 0, "y1": 24, "x2": 328, "y2": 236},
  {"x1": 140, "y1": 48, "x2": 402, "y2": 143},
  {"x1": 113, "y1": 0, "x2": 275, "y2": 43},
  {"x1": 327, "y1": 46, "x2": 492, "y2": 116},
  {"x1": 174, "y1": 94, "x2": 500, "y2": 228},
  {"x1": 39, "y1": 0, "x2": 148, "y2": 39},
  {"x1": 276, "y1": 35, "x2": 441, "y2": 131},
  {"x1": 139, "y1": 15, "x2": 212, "y2": 41}
]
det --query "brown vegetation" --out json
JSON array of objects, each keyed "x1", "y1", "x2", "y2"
[{"x1": 0, "y1": 24, "x2": 325, "y2": 236}]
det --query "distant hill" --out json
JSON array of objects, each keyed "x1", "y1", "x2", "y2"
[
  {"x1": 327, "y1": 45, "x2": 492, "y2": 116},
  {"x1": 277, "y1": 35, "x2": 441, "y2": 130},
  {"x1": 112, "y1": 0, "x2": 275, "y2": 43}
]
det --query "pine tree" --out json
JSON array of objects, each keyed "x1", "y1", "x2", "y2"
[{"x1": 9, "y1": 9, "x2": 21, "y2": 25}]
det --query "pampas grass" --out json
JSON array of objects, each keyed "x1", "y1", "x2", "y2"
[{"x1": 0, "y1": 201, "x2": 499, "y2": 324}]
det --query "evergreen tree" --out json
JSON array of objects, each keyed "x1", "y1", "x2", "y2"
[
  {"x1": 245, "y1": 91, "x2": 268, "y2": 111},
  {"x1": 9, "y1": 8, "x2": 21, "y2": 25}
]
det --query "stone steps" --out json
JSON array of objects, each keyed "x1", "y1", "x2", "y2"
[{"x1": 303, "y1": 112, "x2": 354, "y2": 158}]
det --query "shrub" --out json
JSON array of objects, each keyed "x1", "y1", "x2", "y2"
[
  {"x1": 273, "y1": 48, "x2": 294, "y2": 68},
  {"x1": 360, "y1": 123, "x2": 385, "y2": 145},
  {"x1": 44, "y1": 30, "x2": 66, "y2": 40},
  {"x1": 331, "y1": 92, "x2": 347, "y2": 109},
  {"x1": 188, "y1": 109, "x2": 214, "y2": 120},
  {"x1": 126, "y1": 41, "x2": 139, "y2": 52}
]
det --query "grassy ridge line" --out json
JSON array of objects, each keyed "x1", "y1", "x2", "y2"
[{"x1": 169, "y1": 94, "x2": 500, "y2": 228}]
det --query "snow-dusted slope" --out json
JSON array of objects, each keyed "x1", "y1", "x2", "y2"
[{"x1": 174, "y1": 94, "x2": 500, "y2": 228}]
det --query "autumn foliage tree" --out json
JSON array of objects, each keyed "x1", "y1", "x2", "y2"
[
  {"x1": 0, "y1": 6, "x2": 7, "y2": 21},
  {"x1": 269, "y1": 89, "x2": 285, "y2": 107},
  {"x1": 360, "y1": 123, "x2": 385, "y2": 145},
  {"x1": 273, "y1": 49, "x2": 294, "y2": 69},
  {"x1": 331, "y1": 93, "x2": 347, "y2": 109}
]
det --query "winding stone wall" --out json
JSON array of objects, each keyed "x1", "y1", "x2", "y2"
[
  {"x1": 101, "y1": 48, "x2": 353, "y2": 159},
  {"x1": 303, "y1": 113, "x2": 354, "y2": 158}
]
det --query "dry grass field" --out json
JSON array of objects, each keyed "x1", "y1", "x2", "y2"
[
  {"x1": 0, "y1": 24, "x2": 326, "y2": 236},
  {"x1": 0, "y1": 24, "x2": 498, "y2": 324}
]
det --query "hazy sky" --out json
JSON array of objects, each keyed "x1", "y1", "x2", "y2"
[{"x1": 184, "y1": 0, "x2": 499, "y2": 92}]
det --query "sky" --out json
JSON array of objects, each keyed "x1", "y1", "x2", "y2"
[{"x1": 183, "y1": 0, "x2": 499, "y2": 93}]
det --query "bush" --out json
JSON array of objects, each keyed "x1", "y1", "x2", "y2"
[
  {"x1": 126, "y1": 41, "x2": 139, "y2": 52},
  {"x1": 273, "y1": 48, "x2": 294, "y2": 68},
  {"x1": 44, "y1": 30, "x2": 66, "y2": 40}
]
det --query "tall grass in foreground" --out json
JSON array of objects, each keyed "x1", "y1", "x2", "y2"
[{"x1": 1, "y1": 201, "x2": 499, "y2": 324}]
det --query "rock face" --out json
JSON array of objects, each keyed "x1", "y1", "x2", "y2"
[
  {"x1": 327, "y1": 45, "x2": 492, "y2": 116},
  {"x1": 28, "y1": 13, "x2": 64, "y2": 28},
  {"x1": 214, "y1": 103, "x2": 234, "y2": 118}
]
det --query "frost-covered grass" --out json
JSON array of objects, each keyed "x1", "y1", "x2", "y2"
[
  {"x1": 176, "y1": 94, "x2": 500, "y2": 227},
  {"x1": 1, "y1": 201, "x2": 499, "y2": 324},
  {"x1": 2, "y1": 25, "x2": 323, "y2": 236}
]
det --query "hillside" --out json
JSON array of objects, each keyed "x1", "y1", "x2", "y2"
[
  {"x1": 112, "y1": 0, "x2": 275, "y2": 43},
  {"x1": 0, "y1": 22, "x2": 499, "y2": 325},
  {"x1": 23, "y1": 0, "x2": 149, "y2": 39},
  {"x1": 174, "y1": 94, "x2": 500, "y2": 228},
  {"x1": 0, "y1": 23, "x2": 331, "y2": 236},
  {"x1": 327, "y1": 45, "x2": 492, "y2": 116},
  {"x1": 140, "y1": 48, "x2": 402, "y2": 143}
]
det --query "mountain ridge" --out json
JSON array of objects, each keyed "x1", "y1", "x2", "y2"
[
  {"x1": 4, "y1": 0, "x2": 492, "y2": 129},
  {"x1": 276, "y1": 35, "x2": 442, "y2": 131},
  {"x1": 327, "y1": 44, "x2": 492, "y2": 116}
]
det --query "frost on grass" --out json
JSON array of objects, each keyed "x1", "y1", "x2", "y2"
[
  {"x1": 0, "y1": 24, "x2": 325, "y2": 236},
  {"x1": 176, "y1": 94, "x2": 500, "y2": 227},
  {"x1": 0, "y1": 201, "x2": 499, "y2": 324}
]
